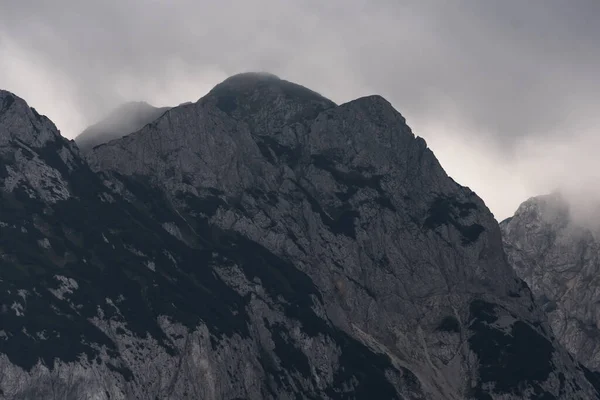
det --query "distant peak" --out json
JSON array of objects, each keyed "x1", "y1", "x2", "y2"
[
  {"x1": 107, "y1": 101, "x2": 158, "y2": 116},
  {"x1": 75, "y1": 100, "x2": 171, "y2": 152},
  {"x1": 522, "y1": 192, "x2": 567, "y2": 209},
  {"x1": 511, "y1": 192, "x2": 570, "y2": 227}
]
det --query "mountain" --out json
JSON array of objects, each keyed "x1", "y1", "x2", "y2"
[
  {"x1": 74, "y1": 101, "x2": 170, "y2": 151},
  {"x1": 501, "y1": 193, "x2": 600, "y2": 376},
  {"x1": 1, "y1": 75, "x2": 599, "y2": 399}
]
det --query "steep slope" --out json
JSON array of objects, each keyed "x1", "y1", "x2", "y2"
[
  {"x1": 1, "y1": 89, "x2": 430, "y2": 399},
  {"x1": 501, "y1": 193, "x2": 600, "y2": 376},
  {"x1": 85, "y1": 73, "x2": 600, "y2": 399},
  {"x1": 75, "y1": 101, "x2": 170, "y2": 152}
]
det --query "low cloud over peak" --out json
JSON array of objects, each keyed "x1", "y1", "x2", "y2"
[{"x1": 1, "y1": 0, "x2": 598, "y2": 220}]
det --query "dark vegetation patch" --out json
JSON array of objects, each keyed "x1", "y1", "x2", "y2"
[
  {"x1": 312, "y1": 155, "x2": 380, "y2": 188},
  {"x1": 558, "y1": 372, "x2": 566, "y2": 396},
  {"x1": 311, "y1": 155, "x2": 395, "y2": 212},
  {"x1": 279, "y1": 80, "x2": 332, "y2": 105},
  {"x1": 2, "y1": 137, "x2": 404, "y2": 396},
  {"x1": 215, "y1": 91, "x2": 238, "y2": 114},
  {"x1": 175, "y1": 191, "x2": 227, "y2": 218},
  {"x1": 423, "y1": 196, "x2": 484, "y2": 245},
  {"x1": 189, "y1": 223, "x2": 329, "y2": 338},
  {"x1": 208, "y1": 75, "x2": 334, "y2": 131},
  {"x1": 292, "y1": 180, "x2": 359, "y2": 239},
  {"x1": 436, "y1": 316, "x2": 461, "y2": 333},
  {"x1": 106, "y1": 363, "x2": 135, "y2": 382},
  {"x1": 468, "y1": 299, "x2": 556, "y2": 398},
  {"x1": 177, "y1": 183, "x2": 404, "y2": 398},
  {"x1": 532, "y1": 392, "x2": 558, "y2": 400},
  {"x1": 285, "y1": 102, "x2": 330, "y2": 126},
  {"x1": 245, "y1": 187, "x2": 279, "y2": 208},
  {"x1": 268, "y1": 321, "x2": 311, "y2": 378},
  {"x1": 325, "y1": 336, "x2": 401, "y2": 400},
  {"x1": 0, "y1": 153, "x2": 252, "y2": 368},
  {"x1": 0, "y1": 155, "x2": 13, "y2": 179},
  {"x1": 0, "y1": 285, "x2": 116, "y2": 370},
  {"x1": 37, "y1": 140, "x2": 78, "y2": 177},
  {"x1": 17, "y1": 146, "x2": 36, "y2": 160},
  {"x1": 255, "y1": 136, "x2": 302, "y2": 167},
  {"x1": 580, "y1": 364, "x2": 600, "y2": 397},
  {"x1": 537, "y1": 294, "x2": 558, "y2": 314},
  {"x1": 1, "y1": 93, "x2": 15, "y2": 113},
  {"x1": 345, "y1": 275, "x2": 377, "y2": 299}
]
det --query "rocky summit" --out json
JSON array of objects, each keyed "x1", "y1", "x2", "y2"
[
  {"x1": 501, "y1": 193, "x2": 600, "y2": 385},
  {"x1": 75, "y1": 101, "x2": 170, "y2": 152},
  {"x1": 1, "y1": 74, "x2": 599, "y2": 399}
]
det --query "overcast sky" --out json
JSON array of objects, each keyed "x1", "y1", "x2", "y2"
[{"x1": 1, "y1": 0, "x2": 599, "y2": 220}]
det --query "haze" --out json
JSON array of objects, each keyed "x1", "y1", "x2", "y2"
[{"x1": 1, "y1": 0, "x2": 599, "y2": 221}]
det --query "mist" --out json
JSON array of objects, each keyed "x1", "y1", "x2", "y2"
[{"x1": 1, "y1": 0, "x2": 599, "y2": 221}]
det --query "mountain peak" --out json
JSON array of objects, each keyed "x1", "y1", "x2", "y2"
[
  {"x1": 206, "y1": 72, "x2": 330, "y2": 104},
  {"x1": 203, "y1": 72, "x2": 335, "y2": 132},
  {"x1": 75, "y1": 101, "x2": 170, "y2": 152},
  {"x1": 513, "y1": 192, "x2": 569, "y2": 221},
  {"x1": 0, "y1": 90, "x2": 30, "y2": 116},
  {"x1": 3, "y1": 82, "x2": 600, "y2": 398},
  {"x1": 0, "y1": 90, "x2": 17, "y2": 110},
  {"x1": 218, "y1": 71, "x2": 282, "y2": 85},
  {"x1": 0, "y1": 89, "x2": 60, "y2": 148},
  {"x1": 502, "y1": 192, "x2": 600, "y2": 372}
]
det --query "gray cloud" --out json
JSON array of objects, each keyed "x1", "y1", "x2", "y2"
[{"x1": 1, "y1": 0, "x2": 599, "y2": 220}]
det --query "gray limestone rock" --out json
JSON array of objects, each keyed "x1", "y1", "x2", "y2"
[
  {"x1": 501, "y1": 192, "x2": 600, "y2": 376},
  {"x1": 1, "y1": 75, "x2": 599, "y2": 399}
]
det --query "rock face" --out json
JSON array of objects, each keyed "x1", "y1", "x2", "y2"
[
  {"x1": 1, "y1": 76, "x2": 600, "y2": 399},
  {"x1": 75, "y1": 101, "x2": 170, "y2": 152},
  {"x1": 501, "y1": 193, "x2": 600, "y2": 376}
]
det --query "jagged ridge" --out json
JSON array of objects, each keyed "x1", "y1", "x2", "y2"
[{"x1": 0, "y1": 76, "x2": 599, "y2": 399}]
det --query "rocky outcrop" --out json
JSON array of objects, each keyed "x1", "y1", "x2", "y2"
[
  {"x1": 1, "y1": 75, "x2": 600, "y2": 399},
  {"x1": 501, "y1": 193, "x2": 600, "y2": 376},
  {"x1": 75, "y1": 101, "x2": 170, "y2": 152}
]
